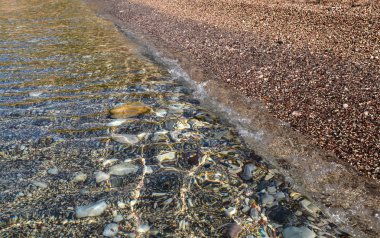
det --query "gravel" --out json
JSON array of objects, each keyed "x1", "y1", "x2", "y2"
[{"x1": 88, "y1": 0, "x2": 379, "y2": 180}]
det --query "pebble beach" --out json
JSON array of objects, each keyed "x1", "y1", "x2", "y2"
[{"x1": 88, "y1": 0, "x2": 380, "y2": 180}]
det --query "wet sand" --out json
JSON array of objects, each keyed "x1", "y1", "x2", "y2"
[{"x1": 85, "y1": 0, "x2": 380, "y2": 181}]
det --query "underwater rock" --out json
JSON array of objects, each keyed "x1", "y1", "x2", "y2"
[
  {"x1": 109, "y1": 162, "x2": 139, "y2": 176},
  {"x1": 300, "y1": 199, "x2": 320, "y2": 216},
  {"x1": 31, "y1": 181, "x2": 48, "y2": 189},
  {"x1": 76, "y1": 200, "x2": 108, "y2": 218},
  {"x1": 241, "y1": 163, "x2": 256, "y2": 180},
  {"x1": 225, "y1": 207, "x2": 237, "y2": 217},
  {"x1": 103, "y1": 223, "x2": 119, "y2": 237},
  {"x1": 156, "y1": 152, "x2": 176, "y2": 164},
  {"x1": 47, "y1": 167, "x2": 59, "y2": 175},
  {"x1": 72, "y1": 172, "x2": 87, "y2": 182},
  {"x1": 137, "y1": 224, "x2": 150, "y2": 233},
  {"x1": 29, "y1": 91, "x2": 44, "y2": 97},
  {"x1": 109, "y1": 102, "x2": 151, "y2": 118},
  {"x1": 106, "y1": 119, "x2": 127, "y2": 127},
  {"x1": 283, "y1": 226, "x2": 316, "y2": 238},
  {"x1": 113, "y1": 214, "x2": 123, "y2": 222},
  {"x1": 112, "y1": 134, "x2": 139, "y2": 145},
  {"x1": 95, "y1": 171, "x2": 110, "y2": 183},
  {"x1": 223, "y1": 223, "x2": 242, "y2": 238},
  {"x1": 261, "y1": 193, "x2": 274, "y2": 206}
]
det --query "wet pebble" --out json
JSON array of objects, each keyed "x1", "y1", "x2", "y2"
[
  {"x1": 47, "y1": 167, "x2": 59, "y2": 175},
  {"x1": 31, "y1": 181, "x2": 48, "y2": 189},
  {"x1": 261, "y1": 193, "x2": 274, "y2": 206},
  {"x1": 112, "y1": 134, "x2": 139, "y2": 145},
  {"x1": 103, "y1": 223, "x2": 119, "y2": 237},
  {"x1": 283, "y1": 226, "x2": 316, "y2": 238},
  {"x1": 95, "y1": 171, "x2": 110, "y2": 183},
  {"x1": 76, "y1": 200, "x2": 108, "y2": 218},
  {"x1": 72, "y1": 172, "x2": 87, "y2": 182},
  {"x1": 241, "y1": 163, "x2": 256, "y2": 180},
  {"x1": 225, "y1": 207, "x2": 237, "y2": 217},
  {"x1": 109, "y1": 162, "x2": 139, "y2": 176},
  {"x1": 106, "y1": 119, "x2": 127, "y2": 127},
  {"x1": 223, "y1": 223, "x2": 242, "y2": 238},
  {"x1": 113, "y1": 214, "x2": 123, "y2": 222},
  {"x1": 137, "y1": 224, "x2": 150, "y2": 233}
]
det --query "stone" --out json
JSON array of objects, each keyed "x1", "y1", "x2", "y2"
[
  {"x1": 95, "y1": 171, "x2": 110, "y2": 183},
  {"x1": 72, "y1": 172, "x2": 87, "y2": 182},
  {"x1": 103, "y1": 223, "x2": 119, "y2": 237},
  {"x1": 250, "y1": 208, "x2": 260, "y2": 221},
  {"x1": 156, "y1": 152, "x2": 176, "y2": 163},
  {"x1": 275, "y1": 192, "x2": 286, "y2": 200},
  {"x1": 261, "y1": 193, "x2": 274, "y2": 206},
  {"x1": 137, "y1": 224, "x2": 150, "y2": 233},
  {"x1": 109, "y1": 162, "x2": 139, "y2": 176},
  {"x1": 106, "y1": 119, "x2": 127, "y2": 127},
  {"x1": 267, "y1": 186, "x2": 277, "y2": 194},
  {"x1": 300, "y1": 199, "x2": 320, "y2": 216},
  {"x1": 110, "y1": 102, "x2": 151, "y2": 118},
  {"x1": 283, "y1": 226, "x2": 316, "y2": 238},
  {"x1": 47, "y1": 167, "x2": 59, "y2": 175},
  {"x1": 102, "y1": 159, "x2": 119, "y2": 167},
  {"x1": 225, "y1": 207, "x2": 237, "y2": 217},
  {"x1": 76, "y1": 200, "x2": 108, "y2": 218},
  {"x1": 32, "y1": 181, "x2": 48, "y2": 189},
  {"x1": 241, "y1": 163, "x2": 256, "y2": 180},
  {"x1": 117, "y1": 201, "x2": 126, "y2": 209},
  {"x1": 29, "y1": 91, "x2": 44, "y2": 97},
  {"x1": 112, "y1": 134, "x2": 139, "y2": 145},
  {"x1": 113, "y1": 214, "x2": 123, "y2": 222},
  {"x1": 223, "y1": 223, "x2": 242, "y2": 238}
]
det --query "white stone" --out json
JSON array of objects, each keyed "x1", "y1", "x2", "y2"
[
  {"x1": 76, "y1": 200, "x2": 108, "y2": 218},
  {"x1": 113, "y1": 214, "x2": 123, "y2": 222},
  {"x1": 95, "y1": 171, "x2": 110, "y2": 183},
  {"x1": 225, "y1": 207, "x2": 237, "y2": 217},
  {"x1": 117, "y1": 201, "x2": 126, "y2": 209},
  {"x1": 283, "y1": 226, "x2": 316, "y2": 238},
  {"x1": 47, "y1": 167, "x2": 59, "y2": 175},
  {"x1": 109, "y1": 162, "x2": 139, "y2": 176},
  {"x1": 112, "y1": 134, "x2": 139, "y2": 145},
  {"x1": 137, "y1": 224, "x2": 150, "y2": 233},
  {"x1": 300, "y1": 199, "x2": 320, "y2": 215},
  {"x1": 156, "y1": 152, "x2": 176, "y2": 163},
  {"x1": 155, "y1": 109, "x2": 167, "y2": 117},
  {"x1": 32, "y1": 181, "x2": 48, "y2": 189},
  {"x1": 103, "y1": 223, "x2": 119, "y2": 237},
  {"x1": 72, "y1": 172, "x2": 87, "y2": 182},
  {"x1": 29, "y1": 91, "x2": 43, "y2": 97},
  {"x1": 102, "y1": 159, "x2": 119, "y2": 167},
  {"x1": 106, "y1": 119, "x2": 127, "y2": 127}
]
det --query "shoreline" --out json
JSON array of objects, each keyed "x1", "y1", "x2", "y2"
[{"x1": 84, "y1": 0, "x2": 380, "y2": 236}]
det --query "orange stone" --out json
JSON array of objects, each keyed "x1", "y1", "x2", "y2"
[{"x1": 110, "y1": 102, "x2": 151, "y2": 118}]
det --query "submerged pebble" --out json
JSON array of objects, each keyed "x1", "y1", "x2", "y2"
[
  {"x1": 95, "y1": 171, "x2": 110, "y2": 183},
  {"x1": 32, "y1": 181, "x2": 48, "y2": 189},
  {"x1": 283, "y1": 226, "x2": 316, "y2": 238},
  {"x1": 112, "y1": 134, "x2": 139, "y2": 145},
  {"x1": 47, "y1": 167, "x2": 59, "y2": 175},
  {"x1": 76, "y1": 200, "x2": 108, "y2": 218},
  {"x1": 106, "y1": 119, "x2": 127, "y2": 127},
  {"x1": 110, "y1": 102, "x2": 151, "y2": 118},
  {"x1": 72, "y1": 172, "x2": 87, "y2": 182},
  {"x1": 103, "y1": 223, "x2": 119, "y2": 237},
  {"x1": 109, "y1": 162, "x2": 139, "y2": 176},
  {"x1": 137, "y1": 224, "x2": 150, "y2": 233}
]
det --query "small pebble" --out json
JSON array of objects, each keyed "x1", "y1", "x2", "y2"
[
  {"x1": 113, "y1": 214, "x2": 123, "y2": 222},
  {"x1": 283, "y1": 226, "x2": 316, "y2": 238},
  {"x1": 94, "y1": 171, "x2": 110, "y2": 183},
  {"x1": 103, "y1": 223, "x2": 119, "y2": 237},
  {"x1": 32, "y1": 181, "x2": 48, "y2": 189},
  {"x1": 73, "y1": 172, "x2": 87, "y2": 182},
  {"x1": 47, "y1": 167, "x2": 59, "y2": 175},
  {"x1": 137, "y1": 224, "x2": 150, "y2": 233},
  {"x1": 76, "y1": 200, "x2": 108, "y2": 218},
  {"x1": 225, "y1": 207, "x2": 237, "y2": 217}
]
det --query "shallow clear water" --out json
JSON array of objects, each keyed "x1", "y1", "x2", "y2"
[{"x1": 0, "y1": 0, "x2": 353, "y2": 237}]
